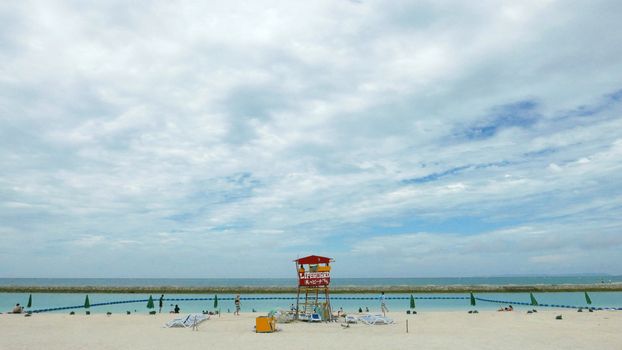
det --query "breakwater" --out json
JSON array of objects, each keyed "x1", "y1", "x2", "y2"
[{"x1": 1, "y1": 283, "x2": 621, "y2": 294}]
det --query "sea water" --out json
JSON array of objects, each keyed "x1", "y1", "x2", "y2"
[
  {"x1": 1, "y1": 291, "x2": 621, "y2": 315},
  {"x1": 2, "y1": 277, "x2": 621, "y2": 314}
]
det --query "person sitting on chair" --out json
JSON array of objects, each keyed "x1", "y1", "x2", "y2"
[{"x1": 11, "y1": 304, "x2": 23, "y2": 314}]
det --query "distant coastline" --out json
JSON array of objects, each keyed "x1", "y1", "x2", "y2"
[{"x1": 1, "y1": 283, "x2": 621, "y2": 294}]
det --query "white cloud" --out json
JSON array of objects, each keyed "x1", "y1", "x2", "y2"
[{"x1": 1, "y1": 0, "x2": 621, "y2": 277}]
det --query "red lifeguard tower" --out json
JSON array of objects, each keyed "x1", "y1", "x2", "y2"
[{"x1": 294, "y1": 255, "x2": 334, "y2": 321}]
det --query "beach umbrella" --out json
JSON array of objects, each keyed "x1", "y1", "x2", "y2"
[
  {"x1": 584, "y1": 292, "x2": 592, "y2": 305},
  {"x1": 147, "y1": 295, "x2": 155, "y2": 309},
  {"x1": 529, "y1": 293, "x2": 538, "y2": 306},
  {"x1": 27, "y1": 294, "x2": 32, "y2": 308},
  {"x1": 84, "y1": 295, "x2": 90, "y2": 309},
  {"x1": 409, "y1": 294, "x2": 416, "y2": 309},
  {"x1": 214, "y1": 294, "x2": 218, "y2": 309},
  {"x1": 470, "y1": 293, "x2": 476, "y2": 306}
]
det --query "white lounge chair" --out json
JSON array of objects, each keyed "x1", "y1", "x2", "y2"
[
  {"x1": 344, "y1": 315, "x2": 358, "y2": 324},
  {"x1": 358, "y1": 313, "x2": 394, "y2": 325},
  {"x1": 165, "y1": 313, "x2": 209, "y2": 328}
]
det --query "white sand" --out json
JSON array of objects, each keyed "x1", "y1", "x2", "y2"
[{"x1": 1, "y1": 310, "x2": 621, "y2": 350}]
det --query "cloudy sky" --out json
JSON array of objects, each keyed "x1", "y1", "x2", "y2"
[{"x1": 1, "y1": 0, "x2": 621, "y2": 278}]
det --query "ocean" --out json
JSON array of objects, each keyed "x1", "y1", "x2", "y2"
[{"x1": 2, "y1": 277, "x2": 621, "y2": 314}]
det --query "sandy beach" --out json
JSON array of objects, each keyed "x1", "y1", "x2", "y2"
[{"x1": 1, "y1": 310, "x2": 621, "y2": 350}]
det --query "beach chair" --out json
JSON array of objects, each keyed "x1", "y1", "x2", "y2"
[
  {"x1": 358, "y1": 313, "x2": 394, "y2": 325},
  {"x1": 345, "y1": 315, "x2": 357, "y2": 324},
  {"x1": 165, "y1": 313, "x2": 209, "y2": 328},
  {"x1": 271, "y1": 309, "x2": 295, "y2": 323},
  {"x1": 310, "y1": 313, "x2": 322, "y2": 322}
]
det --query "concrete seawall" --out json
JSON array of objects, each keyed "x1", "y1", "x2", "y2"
[{"x1": 1, "y1": 283, "x2": 621, "y2": 294}]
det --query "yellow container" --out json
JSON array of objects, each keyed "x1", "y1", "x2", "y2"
[
  {"x1": 317, "y1": 266, "x2": 331, "y2": 272},
  {"x1": 255, "y1": 316, "x2": 276, "y2": 333}
]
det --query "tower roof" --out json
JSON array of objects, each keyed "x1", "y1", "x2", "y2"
[{"x1": 294, "y1": 255, "x2": 333, "y2": 264}]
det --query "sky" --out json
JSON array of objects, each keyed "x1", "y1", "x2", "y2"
[{"x1": 1, "y1": 0, "x2": 622, "y2": 278}]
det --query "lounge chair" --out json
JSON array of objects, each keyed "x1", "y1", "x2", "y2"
[
  {"x1": 165, "y1": 313, "x2": 209, "y2": 328},
  {"x1": 345, "y1": 315, "x2": 357, "y2": 324},
  {"x1": 310, "y1": 313, "x2": 322, "y2": 322},
  {"x1": 358, "y1": 313, "x2": 394, "y2": 325}
]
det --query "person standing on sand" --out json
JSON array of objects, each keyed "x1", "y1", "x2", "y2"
[
  {"x1": 380, "y1": 292, "x2": 389, "y2": 316},
  {"x1": 159, "y1": 295, "x2": 164, "y2": 313},
  {"x1": 234, "y1": 294, "x2": 241, "y2": 316}
]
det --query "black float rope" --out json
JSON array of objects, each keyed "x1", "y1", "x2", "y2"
[
  {"x1": 30, "y1": 295, "x2": 622, "y2": 313},
  {"x1": 474, "y1": 296, "x2": 621, "y2": 310}
]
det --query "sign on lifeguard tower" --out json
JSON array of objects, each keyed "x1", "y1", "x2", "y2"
[{"x1": 295, "y1": 255, "x2": 333, "y2": 287}]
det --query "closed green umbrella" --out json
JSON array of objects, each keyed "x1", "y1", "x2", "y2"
[
  {"x1": 147, "y1": 295, "x2": 155, "y2": 309},
  {"x1": 529, "y1": 293, "x2": 538, "y2": 306},
  {"x1": 470, "y1": 293, "x2": 476, "y2": 306},
  {"x1": 584, "y1": 292, "x2": 592, "y2": 305},
  {"x1": 84, "y1": 295, "x2": 90, "y2": 309},
  {"x1": 27, "y1": 294, "x2": 32, "y2": 308},
  {"x1": 410, "y1": 294, "x2": 416, "y2": 309},
  {"x1": 213, "y1": 294, "x2": 218, "y2": 309}
]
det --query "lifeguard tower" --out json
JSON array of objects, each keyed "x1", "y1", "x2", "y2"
[{"x1": 294, "y1": 255, "x2": 334, "y2": 321}]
